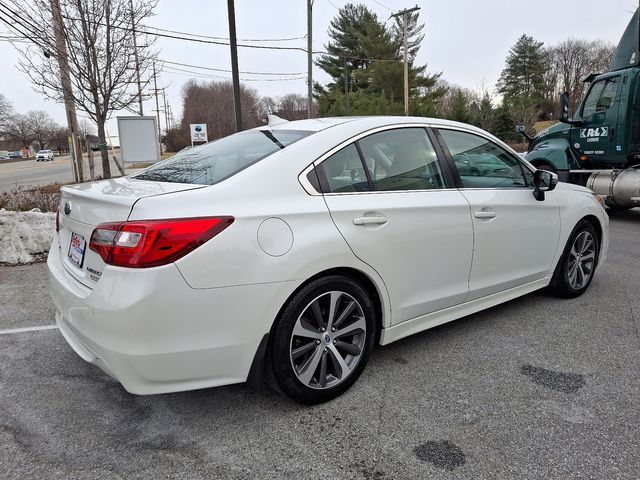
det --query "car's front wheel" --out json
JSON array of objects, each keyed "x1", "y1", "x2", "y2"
[
  {"x1": 548, "y1": 220, "x2": 600, "y2": 298},
  {"x1": 268, "y1": 275, "x2": 376, "y2": 404}
]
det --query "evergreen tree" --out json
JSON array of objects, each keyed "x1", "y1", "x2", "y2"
[
  {"x1": 315, "y1": 3, "x2": 442, "y2": 116},
  {"x1": 497, "y1": 34, "x2": 549, "y2": 104},
  {"x1": 450, "y1": 89, "x2": 471, "y2": 123},
  {"x1": 497, "y1": 34, "x2": 549, "y2": 130}
]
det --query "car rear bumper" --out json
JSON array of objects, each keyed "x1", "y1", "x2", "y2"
[{"x1": 47, "y1": 237, "x2": 296, "y2": 395}]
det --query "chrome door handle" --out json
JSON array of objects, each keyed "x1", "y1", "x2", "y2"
[
  {"x1": 353, "y1": 216, "x2": 388, "y2": 226},
  {"x1": 473, "y1": 211, "x2": 496, "y2": 219}
]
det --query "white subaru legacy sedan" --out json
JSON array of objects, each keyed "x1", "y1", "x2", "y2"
[{"x1": 48, "y1": 116, "x2": 608, "y2": 404}]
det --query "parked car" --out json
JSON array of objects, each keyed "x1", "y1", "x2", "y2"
[
  {"x1": 36, "y1": 149, "x2": 54, "y2": 161},
  {"x1": 48, "y1": 116, "x2": 609, "y2": 404}
]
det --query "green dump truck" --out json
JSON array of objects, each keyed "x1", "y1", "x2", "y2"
[{"x1": 523, "y1": 9, "x2": 640, "y2": 209}]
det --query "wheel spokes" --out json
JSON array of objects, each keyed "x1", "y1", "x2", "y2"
[
  {"x1": 291, "y1": 340, "x2": 318, "y2": 361},
  {"x1": 328, "y1": 344, "x2": 351, "y2": 380},
  {"x1": 334, "y1": 316, "x2": 366, "y2": 339},
  {"x1": 292, "y1": 319, "x2": 322, "y2": 340},
  {"x1": 297, "y1": 345, "x2": 324, "y2": 385},
  {"x1": 325, "y1": 291, "x2": 342, "y2": 331},
  {"x1": 335, "y1": 340, "x2": 361, "y2": 356}
]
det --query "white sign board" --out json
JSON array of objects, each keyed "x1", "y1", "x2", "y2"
[
  {"x1": 117, "y1": 116, "x2": 161, "y2": 164},
  {"x1": 190, "y1": 123, "x2": 208, "y2": 144}
]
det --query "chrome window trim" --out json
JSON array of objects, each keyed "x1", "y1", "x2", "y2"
[{"x1": 297, "y1": 122, "x2": 452, "y2": 196}]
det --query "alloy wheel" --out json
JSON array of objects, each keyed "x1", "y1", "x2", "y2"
[
  {"x1": 289, "y1": 291, "x2": 367, "y2": 390},
  {"x1": 567, "y1": 231, "x2": 596, "y2": 290}
]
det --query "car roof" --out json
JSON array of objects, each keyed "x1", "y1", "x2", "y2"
[{"x1": 262, "y1": 115, "x2": 490, "y2": 136}]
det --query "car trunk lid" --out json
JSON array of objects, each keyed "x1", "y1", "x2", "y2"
[{"x1": 57, "y1": 177, "x2": 205, "y2": 288}]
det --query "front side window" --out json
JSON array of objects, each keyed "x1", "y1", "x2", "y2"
[
  {"x1": 438, "y1": 129, "x2": 530, "y2": 189},
  {"x1": 358, "y1": 128, "x2": 445, "y2": 191},
  {"x1": 582, "y1": 76, "x2": 619, "y2": 118},
  {"x1": 134, "y1": 129, "x2": 312, "y2": 185}
]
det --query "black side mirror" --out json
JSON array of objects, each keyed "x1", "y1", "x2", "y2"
[
  {"x1": 533, "y1": 169, "x2": 558, "y2": 201},
  {"x1": 560, "y1": 92, "x2": 570, "y2": 123}
]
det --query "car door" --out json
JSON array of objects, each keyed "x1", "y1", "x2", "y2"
[
  {"x1": 309, "y1": 127, "x2": 474, "y2": 325},
  {"x1": 573, "y1": 74, "x2": 624, "y2": 164},
  {"x1": 435, "y1": 127, "x2": 561, "y2": 301}
]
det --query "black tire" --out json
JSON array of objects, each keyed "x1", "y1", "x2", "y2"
[
  {"x1": 548, "y1": 220, "x2": 599, "y2": 298},
  {"x1": 267, "y1": 275, "x2": 376, "y2": 404}
]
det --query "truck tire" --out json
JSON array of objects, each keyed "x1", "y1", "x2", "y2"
[{"x1": 548, "y1": 220, "x2": 599, "y2": 298}]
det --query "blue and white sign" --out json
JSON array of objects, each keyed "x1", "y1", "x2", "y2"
[{"x1": 190, "y1": 123, "x2": 208, "y2": 143}]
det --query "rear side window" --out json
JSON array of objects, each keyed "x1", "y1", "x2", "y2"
[
  {"x1": 134, "y1": 130, "x2": 312, "y2": 185},
  {"x1": 315, "y1": 144, "x2": 371, "y2": 193},
  {"x1": 358, "y1": 128, "x2": 445, "y2": 191}
]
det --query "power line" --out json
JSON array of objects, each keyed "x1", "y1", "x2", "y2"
[
  {"x1": 161, "y1": 65, "x2": 305, "y2": 82},
  {"x1": 161, "y1": 59, "x2": 304, "y2": 76},
  {"x1": 372, "y1": 0, "x2": 394, "y2": 12},
  {"x1": 142, "y1": 23, "x2": 305, "y2": 43},
  {"x1": 0, "y1": 4, "x2": 53, "y2": 52},
  {"x1": 58, "y1": 13, "x2": 310, "y2": 52},
  {"x1": 325, "y1": 0, "x2": 340, "y2": 10}
]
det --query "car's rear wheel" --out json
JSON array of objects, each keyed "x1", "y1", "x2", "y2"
[
  {"x1": 548, "y1": 220, "x2": 599, "y2": 298},
  {"x1": 267, "y1": 275, "x2": 376, "y2": 404}
]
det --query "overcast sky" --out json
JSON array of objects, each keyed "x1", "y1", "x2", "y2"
[{"x1": 0, "y1": 0, "x2": 637, "y2": 135}]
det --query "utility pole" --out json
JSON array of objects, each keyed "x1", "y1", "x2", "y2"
[
  {"x1": 161, "y1": 88, "x2": 169, "y2": 133},
  {"x1": 391, "y1": 5, "x2": 420, "y2": 116},
  {"x1": 152, "y1": 63, "x2": 162, "y2": 152},
  {"x1": 227, "y1": 0, "x2": 242, "y2": 131},
  {"x1": 130, "y1": 0, "x2": 143, "y2": 115},
  {"x1": 343, "y1": 56, "x2": 349, "y2": 115},
  {"x1": 50, "y1": 0, "x2": 84, "y2": 182},
  {"x1": 307, "y1": 0, "x2": 313, "y2": 118}
]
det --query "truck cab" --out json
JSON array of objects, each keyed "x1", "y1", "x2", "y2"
[{"x1": 526, "y1": 68, "x2": 640, "y2": 182}]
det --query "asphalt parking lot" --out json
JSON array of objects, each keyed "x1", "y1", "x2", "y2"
[{"x1": 1, "y1": 210, "x2": 639, "y2": 479}]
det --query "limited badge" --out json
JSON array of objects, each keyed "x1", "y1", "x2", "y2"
[{"x1": 574, "y1": 143, "x2": 581, "y2": 149}]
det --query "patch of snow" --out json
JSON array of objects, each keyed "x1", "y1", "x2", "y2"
[{"x1": 0, "y1": 208, "x2": 55, "y2": 264}]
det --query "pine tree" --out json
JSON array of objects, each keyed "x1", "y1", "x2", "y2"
[
  {"x1": 497, "y1": 34, "x2": 549, "y2": 104},
  {"x1": 315, "y1": 3, "x2": 442, "y2": 116},
  {"x1": 497, "y1": 34, "x2": 549, "y2": 130}
]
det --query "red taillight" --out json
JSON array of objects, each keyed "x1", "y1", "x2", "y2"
[
  {"x1": 89, "y1": 216, "x2": 234, "y2": 268},
  {"x1": 56, "y1": 207, "x2": 60, "y2": 233}
]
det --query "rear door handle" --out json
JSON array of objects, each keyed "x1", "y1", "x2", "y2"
[
  {"x1": 473, "y1": 211, "x2": 496, "y2": 219},
  {"x1": 353, "y1": 216, "x2": 388, "y2": 226}
]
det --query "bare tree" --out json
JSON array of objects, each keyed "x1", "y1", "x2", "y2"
[
  {"x1": 11, "y1": 0, "x2": 158, "y2": 178},
  {"x1": 78, "y1": 118, "x2": 96, "y2": 139},
  {"x1": 546, "y1": 39, "x2": 615, "y2": 113},
  {"x1": 5, "y1": 114, "x2": 36, "y2": 149},
  {"x1": 26, "y1": 110, "x2": 57, "y2": 150},
  {"x1": 0, "y1": 94, "x2": 13, "y2": 134},
  {"x1": 275, "y1": 93, "x2": 311, "y2": 121},
  {"x1": 50, "y1": 126, "x2": 70, "y2": 154}
]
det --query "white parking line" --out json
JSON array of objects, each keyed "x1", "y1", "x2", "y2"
[{"x1": 0, "y1": 325, "x2": 59, "y2": 335}]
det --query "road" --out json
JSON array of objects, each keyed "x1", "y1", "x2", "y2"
[
  {"x1": 0, "y1": 154, "x2": 134, "y2": 192},
  {"x1": 0, "y1": 210, "x2": 639, "y2": 479}
]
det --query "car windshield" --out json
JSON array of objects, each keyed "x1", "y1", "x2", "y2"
[{"x1": 134, "y1": 129, "x2": 312, "y2": 185}]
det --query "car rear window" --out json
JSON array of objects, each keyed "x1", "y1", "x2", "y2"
[{"x1": 134, "y1": 129, "x2": 312, "y2": 185}]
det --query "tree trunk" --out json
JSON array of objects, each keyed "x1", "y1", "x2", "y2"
[{"x1": 96, "y1": 117, "x2": 111, "y2": 179}]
